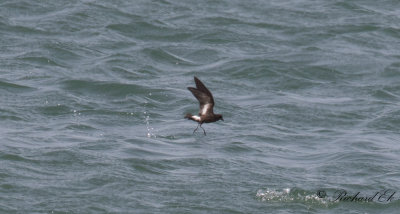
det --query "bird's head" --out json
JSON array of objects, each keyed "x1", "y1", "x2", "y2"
[{"x1": 217, "y1": 114, "x2": 224, "y2": 121}]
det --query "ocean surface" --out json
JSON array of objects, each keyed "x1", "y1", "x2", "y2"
[{"x1": 1, "y1": 0, "x2": 400, "y2": 213}]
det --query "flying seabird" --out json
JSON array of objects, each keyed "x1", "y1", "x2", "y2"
[{"x1": 185, "y1": 76, "x2": 223, "y2": 135}]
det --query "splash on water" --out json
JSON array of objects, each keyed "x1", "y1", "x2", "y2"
[
  {"x1": 144, "y1": 92, "x2": 156, "y2": 138},
  {"x1": 256, "y1": 188, "x2": 333, "y2": 208},
  {"x1": 144, "y1": 111, "x2": 156, "y2": 138}
]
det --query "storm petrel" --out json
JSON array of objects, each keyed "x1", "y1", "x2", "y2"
[{"x1": 185, "y1": 76, "x2": 223, "y2": 135}]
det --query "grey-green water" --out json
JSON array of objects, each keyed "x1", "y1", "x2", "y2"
[{"x1": 1, "y1": 0, "x2": 400, "y2": 213}]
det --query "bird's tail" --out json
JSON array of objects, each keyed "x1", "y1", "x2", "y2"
[{"x1": 184, "y1": 113, "x2": 192, "y2": 119}]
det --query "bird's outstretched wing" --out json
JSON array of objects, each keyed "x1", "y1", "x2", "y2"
[
  {"x1": 194, "y1": 76, "x2": 214, "y2": 104},
  {"x1": 187, "y1": 77, "x2": 215, "y2": 115}
]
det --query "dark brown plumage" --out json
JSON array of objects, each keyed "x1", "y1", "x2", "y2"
[{"x1": 185, "y1": 76, "x2": 223, "y2": 135}]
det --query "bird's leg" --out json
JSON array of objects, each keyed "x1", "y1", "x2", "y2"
[
  {"x1": 200, "y1": 124, "x2": 206, "y2": 136},
  {"x1": 193, "y1": 123, "x2": 200, "y2": 134}
]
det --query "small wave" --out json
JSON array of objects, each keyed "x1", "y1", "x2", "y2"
[
  {"x1": 284, "y1": 92, "x2": 354, "y2": 104},
  {"x1": 0, "y1": 80, "x2": 33, "y2": 92},
  {"x1": 61, "y1": 79, "x2": 151, "y2": 98}
]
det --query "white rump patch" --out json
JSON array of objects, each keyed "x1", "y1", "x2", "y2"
[
  {"x1": 201, "y1": 104, "x2": 211, "y2": 115},
  {"x1": 191, "y1": 115, "x2": 201, "y2": 122}
]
